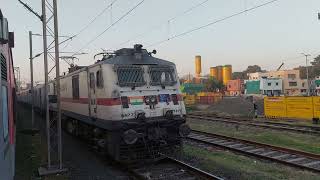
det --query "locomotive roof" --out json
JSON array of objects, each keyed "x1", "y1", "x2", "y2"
[{"x1": 101, "y1": 48, "x2": 175, "y2": 66}]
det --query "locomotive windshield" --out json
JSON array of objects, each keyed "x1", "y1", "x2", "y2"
[
  {"x1": 149, "y1": 66, "x2": 177, "y2": 86},
  {"x1": 116, "y1": 66, "x2": 146, "y2": 87}
]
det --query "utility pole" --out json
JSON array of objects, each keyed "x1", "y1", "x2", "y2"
[
  {"x1": 41, "y1": 0, "x2": 51, "y2": 171},
  {"x1": 29, "y1": 31, "x2": 34, "y2": 129},
  {"x1": 301, "y1": 53, "x2": 311, "y2": 96},
  {"x1": 53, "y1": 0, "x2": 62, "y2": 170},
  {"x1": 18, "y1": 0, "x2": 67, "y2": 175}
]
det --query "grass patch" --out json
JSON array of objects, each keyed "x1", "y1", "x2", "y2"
[
  {"x1": 16, "y1": 104, "x2": 69, "y2": 180},
  {"x1": 183, "y1": 144, "x2": 319, "y2": 180},
  {"x1": 15, "y1": 132, "x2": 42, "y2": 179},
  {"x1": 188, "y1": 119, "x2": 320, "y2": 154}
]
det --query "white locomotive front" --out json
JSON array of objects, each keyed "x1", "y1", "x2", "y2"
[{"x1": 59, "y1": 44, "x2": 190, "y2": 162}]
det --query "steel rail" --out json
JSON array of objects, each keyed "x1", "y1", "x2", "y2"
[
  {"x1": 128, "y1": 156, "x2": 224, "y2": 180},
  {"x1": 188, "y1": 130, "x2": 320, "y2": 173},
  {"x1": 188, "y1": 114, "x2": 320, "y2": 135}
]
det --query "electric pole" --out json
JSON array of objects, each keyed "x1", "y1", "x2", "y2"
[
  {"x1": 29, "y1": 31, "x2": 34, "y2": 129},
  {"x1": 18, "y1": 0, "x2": 67, "y2": 176},
  {"x1": 301, "y1": 53, "x2": 311, "y2": 96},
  {"x1": 53, "y1": 0, "x2": 62, "y2": 170}
]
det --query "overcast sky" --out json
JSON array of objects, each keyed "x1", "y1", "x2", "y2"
[{"x1": 1, "y1": 0, "x2": 320, "y2": 83}]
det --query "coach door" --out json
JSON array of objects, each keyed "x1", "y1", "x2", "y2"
[{"x1": 89, "y1": 70, "x2": 98, "y2": 119}]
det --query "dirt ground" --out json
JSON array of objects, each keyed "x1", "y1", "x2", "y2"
[{"x1": 193, "y1": 96, "x2": 264, "y2": 118}]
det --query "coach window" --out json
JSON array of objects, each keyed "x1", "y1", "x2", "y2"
[
  {"x1": 72, "y1": 75, "x2": 80, "y2": 99},
  {"x1": 96, "y1": 70, "x2": 103, "y2": 88},
  {"x1": 1, "y1": 53, "x2": 9, "y2": 141},
  {"x1": 90, "y1": 73, "x2": 95, "y2": 89}
]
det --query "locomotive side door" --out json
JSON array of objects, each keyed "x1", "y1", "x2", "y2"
[{"x1": 89, "y1": 69, "x2": 98, "y2": 119}]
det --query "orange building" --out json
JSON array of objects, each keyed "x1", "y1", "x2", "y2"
[{"x1": 226, "y1": 79, "x2": 244, "y2": 96}]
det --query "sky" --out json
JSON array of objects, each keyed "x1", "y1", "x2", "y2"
[{"x1": 1, "y1": 0, "x2": 320, "y2": 84}]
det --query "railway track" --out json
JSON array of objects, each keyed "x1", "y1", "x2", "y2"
[
  {"x1": 187, "y1": 114, "x2": 320, "y2": 135},
  {"x1": 128, "y1": 156, "x2": 223, "y2": 180},
  {"x1": 188, "y1": 130, "x2": 320, "y2": 173}
]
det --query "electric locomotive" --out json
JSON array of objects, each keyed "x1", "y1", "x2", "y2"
[{"x1": 19, "y1": 44, "x2": 190, "y2": 162}]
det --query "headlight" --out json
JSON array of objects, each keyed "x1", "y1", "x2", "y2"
[
  {"x1": 150, "y1": 96, "x2": 156, "y2": 103},
  {"x1": 123, "y1": 129, "x2": 138, "y2": 145},
  {"x1": 179, "y1": 124, "x2": 191, "y2": 137},
  {"x1": 145, "y1": 97, "x2": 150, "y2": 104}
]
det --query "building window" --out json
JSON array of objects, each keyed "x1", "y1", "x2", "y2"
[
  {"x1": 289, "y1": 82, "x2": 297, "y2": 86},
  {"x1": 96, "y1": 70, "x2": 104, "y2": 88},
  {"x1": 72, "y1": 75, "x2": 79, "y2": 99},
  {"x1": 268, "y1": 83, "x2": 271, "y2": 86},
  {"x1": 288, "y1": 74, "x2": 296, "y2": 79},
  {"x1": 276, "y1": 82, "x2": 279, "y2": 86},
  {"x1": 302, "y1": 82, "x2": 305, "y2": 87}
]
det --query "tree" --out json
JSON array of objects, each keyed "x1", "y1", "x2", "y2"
[
  {"x1": 232, "y1": 72, "x2": 246, "y2": 79},
  {"x1": 204, "y1": 77, "x2": 224, "y2": 91},
  {"x1": 295, "y1": 55, "x2": 320, "y2": 79},
  {"x1": 246, "y1": 65, "x2": 264, "y2": 73},
  {"x1": 232, "y1": 65, "x2": 265, "y2": 80},
  {"x1": 311, "y1": 55, "x2": 320, "y2": 66}
]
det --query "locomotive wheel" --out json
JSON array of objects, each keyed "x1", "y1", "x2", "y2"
[{"x1": 66, "y1": 120, "x2": 75, "y2": 135}]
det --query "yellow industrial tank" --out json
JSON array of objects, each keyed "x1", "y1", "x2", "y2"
[
  {"x1": 222, "y1": 65, "x2": 232, "y2": 85},
  {"x1": 195, "y1": 56, "x2": 202, "y2": 75},
  {"x1": 216, "y1": 66, "x2": 223, "y2": 82},
  {"x1": 210, "y1": 67, "x2": 218, "y2": 79}
]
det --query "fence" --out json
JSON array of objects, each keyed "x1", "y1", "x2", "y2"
[
  {"x1": 264, "y1": 96, "x2": 320, "y2": 120},
  {"x1": 183, "y1": 92, "x2": 222, "y2": 105}
]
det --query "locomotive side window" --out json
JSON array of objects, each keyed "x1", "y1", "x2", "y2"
[
  {"x1": 1, "y1": 53, "x2": 7, "y2": 81},
  {"x1": 72, "y1": 75, "x2": 80, "y2": 99},
  {"x1": 149, "y1": 66, "x2": 176, "y2": 86},
  {"x1": 116, "y1": 66, "x2": 145, "y2": 87},
  {"x1": 1, "y1": 53, "x2": 8, "y2": 141},
  {"x1": 1, "y1": 85, "x2": 9, "y2": 141},
  {"x1": 89, "y1": 73, "x2": 95, "y2": 89},
  {"x1": 96, "y1": 70, "x2": 103, "y2": 88}
]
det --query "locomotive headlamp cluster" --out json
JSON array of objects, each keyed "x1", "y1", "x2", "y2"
[
  {"x1": 150, "y1": 96, "x2": 156, "y2": 103},
  {"x1": 144, "y1": 95, "x2": 157, "y2": 105},
  {"x1": 179, "y1": 124, "x2": 191, "y2": 137},
  {"x1": 123, "y1": 129, "x2": 138, "y2": 145}
]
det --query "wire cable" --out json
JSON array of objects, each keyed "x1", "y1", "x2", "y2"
[
  {"x1": 146, "y1": 0, "x2": 280, "y2": 48},
  {"x1": 116, "y1": 0, "x2": 209, "y2": 48},
  {"x1": 74, "y1": 0, "x2": 119, "y2": 37},
  {"x1": 73, "y1": 0, "x2": 145, "y2": 55}
]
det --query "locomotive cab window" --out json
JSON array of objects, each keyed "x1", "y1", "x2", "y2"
[
  {"x1": 116, "y1": 66, "x2": 145, "y2": 87},
  {"x1": 96, "y1": 70, "x2": 103, "y2": 88},
  {"x1": 149, "y1": 66, "x2": 176, "y2": 86},
  {"x1": 72, "y1": 75, "x2": 80, "y2": 99}
]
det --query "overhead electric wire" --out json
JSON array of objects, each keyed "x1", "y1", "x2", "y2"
[
  {"x1": 61, "y1": 0, "x2": 119, "y2": 51},
  {"x1": 30, "y1": 0, "x2": 119, "y2": 59},
  {"x1": 74, "y1": 0, "x2": 119, "y2": 37},
  {"x1": 146, "y1": 0, "x2": 280, "y2": 48},
  {"x1": 116, "y1": 0, "x2": 209, "y2": 48},
  {"x1": 73, "y1": 0, "x2": 145, "y2": 55}
]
